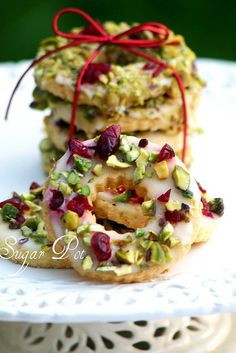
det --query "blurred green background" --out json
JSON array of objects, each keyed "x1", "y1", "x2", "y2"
[{"x1": 0, "y1": 0, "x2": 235, "y2": 62}]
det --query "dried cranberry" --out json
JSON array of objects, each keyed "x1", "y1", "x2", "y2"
[
  {"x1": 49, "y1": 190, "x2": 64, "y2": 210},
  {"x1": 157, "y1": 189, "x2": 171, "y2": 203},
  {"x1": 30, "y1": 182, "x2": 40, "y2": 190},
  {"x1": 138, "y1": 138, "x2": 148, "y2": 148},
  {"x1": 197, "y1": 181, "x2": 207, "y2": 194},
  {"x1": 80, "y1": 23, "x2": 102, "y2": 36},
  {"x1": 96, "y1": 125, "x2": 121, "y2": 160},
  {"x1": 67, "y1": 195, "x2": 93, "y2": 217},
  {"x1": 91, "y1": 232, "x2": 111, "y2": 261},
  {"x1": 16, "y1": 213, "x2": 25, "y2": 224},
  {"x1": 143, "y1": 62, "x2": 156, "y2": 71},
  {"x1": 201, "y1": 197, "x2": 213, "y2": 218},
  {"x1": 157, "y1": 144, "x2": 175, "y2": 162},
  {"x1": 130, "y1": 196, "x2": 144, "y2": 204},
  {"x1": 9, "y1": 220, "x2": 21, "y2": 230},
  {"x1": 165, "y1": 210, "x2": 183, "y2": 223},
  {"x1": 82, "y1": 63, "x2": 111, "y2": 84},
  {"x1": 68, "y1": 139, "x2": 94, "y2": 159},
  {"x1": 0, "y1": 196, "x2": 29, "y2": 212},
  {"x1": 117, "y1": 185, "x2": 126, "y2": 194}
]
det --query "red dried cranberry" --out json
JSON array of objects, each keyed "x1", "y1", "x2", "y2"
[
  {"x1": 16, "y1": 213, "x2": 26, "y2": 224},
  {"x1": 152, "y1": 64, "x2": 165, "y2": 78},
  {"x1": 30, "y1": 182, "x2": 40, "y2": 190},
  {"x1": 80, "y1": 23, "x2": 103, "y2": 36},
  {"x1": 91, "y1": 232, "x2": 111, "y2": 261},
  {"x1": 157, "y1": 144, "x2": 175, "y2": 162},
  {"x1": 82, "y1": 63, "x2": 111, "y2": 84},
  {"x1": 96, "y1": 125, "x2": 121, "y2": 160},
  {"x1": 165, "y1": 210, "x2": 183, "y2": 223},
  {"x1": 67, "y1": 195, "x2": 93, "y2": 217},
  {"x1": 0, "y1": 196, "x2": 29, "y2": 212},
  {"x1": 130, "y1": 195, "x2": 144, "y2": 204},
  {"x1": 68, "y1": 139, "x2": 94, "y2": 159},
  {"x1": 157, "y1": 189, "x2": 171, "y2": 203},
  {"x1": 138, "y1": 138, "x2": 148, "y2": 148},
  {"x1": 117, "y1": 185, "x2": 126, "y2": 194},
  {"x1": 201, "y1": 197, "x2": 213, "y2": 218},
  {"x1": 49, "y1": 190, "x2": 64, "y2": 210},
  {"x1": 143, "y1": 62, "x2": 156, "y2": 71},
  {"x1": 197, "y1": 181, "x2": 207, "y2": 194}
]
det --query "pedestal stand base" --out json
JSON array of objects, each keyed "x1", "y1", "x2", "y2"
[{"x1": 0, "y1": 313, "x2": 234, "y2": 353}]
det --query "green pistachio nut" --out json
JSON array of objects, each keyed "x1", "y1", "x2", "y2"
[
  {"x1": 82, "y1": 255, "x2": 94, "y2": 271},
  {"x1": 126, "y1": 144, "x2": 140, "y2": 162},
  {"x1": 119, "y1": 135, "x2": 130, "y2": 154},
  {"x1": 141, "y1": 199, "x2": 156, "y2": 216},
  {"x1": 208, "y1": 198, "x2": 224, "y2": 216},
  {"x1": 21, "y1": 225, "x2": 33, "y2": 237},
  {"x1": 67, "y1": 170, "x2": 82, "y2": 185},
  {"x1": 106, "y1": 155, "x2": 131, "y2": 169},
  {"x1": 150, "y1": 242, "x2": 166, "y2": 264},
  {"x1": 58, "y1": 182, "x2": 72, "y2": 196},
  {"x1": 159, "y1": 222, "x2": 174, "y2": 242},
  {"x1": 74, "y1": 156, "x2": 92, "y2": 173},
  {"x1": 172, "y1": 165, "x2": 190, "y2": 191},
  {"x1": 116, "y1": 248, "x2": 135, "y2": 264},
  {"x1": 79, "y1": 185, "x2": 90, "y2": 197},
  {"x1": 92, "y1": 164, "x2": 103, "y2": 176},
  {"x1": 22, "y1": 216, "x2": 41, "y2": 231},
  {"x1": 64, "y1": 210, "x2": 80, "y2": 230},
  {"x1": 113, "y1": 190, "x2": 132, "y2": 203},
  {"x1": 1, "y1": 204, "x2": 19, "y2": 221}
]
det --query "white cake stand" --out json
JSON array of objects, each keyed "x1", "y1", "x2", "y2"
[{"x1": 0, "y1": 59, "x2": 236, "y2": 353}]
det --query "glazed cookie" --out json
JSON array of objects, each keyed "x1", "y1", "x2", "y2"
[
  {"x1": 0, "y1": 183, "x2": 71, "y2": 269},
  {"x1": 43, "y1": 125, "x2": 223, "y2": 283}
]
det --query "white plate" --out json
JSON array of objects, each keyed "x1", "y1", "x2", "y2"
[{"x1": 0, "y1": 59, "x2": 236, "y2": 324}]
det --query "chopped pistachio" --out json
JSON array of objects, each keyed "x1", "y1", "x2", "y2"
[
  {"x1": 148, "y1": 151, "x2": 159, "y2": 163},
  {"x1": 114, "y1": 265, "x2": 132, "y2": 276},
  {"x1": 25, "y1": 200, "x2": 42, "y2": 213},
  {"x1": 135, "y1": 228, "x2": 145, "y2": 237},
  {"x1": 96, "y1": 265, "x2": 117, "y2": 272},
  {"x1": 161, "y1": 244, "x2": 173, "y2": 262},
  {"x1": 79, "y1": 185, "x2": 90, "y2": 197},
  {"x1": 165, "y1": 199, "x2": 181, "y2": 211},
  {"x1": 36, "y1": 221, "x2": 48, "y2": 238},
  {"x1": 119, "y1": 135, "x2": 130, "y2": 153},
  {"x1": 50, "y1": 171, "x2": 61, "y2": 181},
  {"x1": 126, "y1": 144, "x2": 140, "y2": 162},
  {"x1": 135, "y1": 250, "x2": 144, "y2": 265},
  {"x1": 182, "y1": 189, "x2": 194, "y2": 199},
  {"x1": 63, "y1": 210, "x2": 80, "y2": 230},
  {"x1": 20, "y1": 193, "x2": 36, "y2": 202},
  {"x1": 168, "y1": 236, "x2": 180, "y2": 248},
  {"x1": 82, "y1": 255, "x2": 94, "y2": 270},
  {"x1": 145, "y1": 170, "x2": 154, "y2": 178},
  {"x1": 21, "y1": 225, "x2": 33, "y2": 237},
  {"x1": 154, "y1": 161, "x2": 169, "y2": 179},
  {"x1": 23, "y1": 216, "x2": 41, "y2": 231},
  {"x1": 150, "y1": 242, "x2": 166, "y2": 264},
  {"x1": 83, "y1": 234, "x2": 92, "y2": 246},
  {"x1": 77, "y1": 223, "x2": 90, "y2": 235},
  {"x1": 106, "y1": 155, "x2": 131, "y2": 169},
  {"x1": 208, "y1": 198, "x2": 224, "y2": 216},
  {"x1": 116, "y1": 248, "x2": 135, "y2": 264},
  {"x1": 30, "y1": 186, "x2": 44, "y2": 196},
  {"x1": 88, "y1": 177, "x2": 95, "y2": 183},
  {"x1": 92, "y1": 164, "x2": 103, "y2": 176},
  {"x1": 61, "y1": 171, "x2": 69, "y2": 179},
  {"x1": 141, "y1": 199, "x2": 156, "y2": 216},
  {"x1": 58, "y1": 182, "x2": 72, "y2": 196},
  {"x1": 134, "y1": 148, "x2": 149, "y2": 184},
  {"x1": 1, "y1": 204, "x2": 19, "y2": 221},
  {"x1": 74, "y1": 156, "x2": 92, "y2": 173},
  {"x1": 140, "y1": 239, "x2": 152, "y2": 249},
  {"x1": 67, "y1": 170, "x2": 81, "y2": 185},
  {"x1": 159, "y1": 222, "x2": 174, "y2": 242},
  {"x1": 172, "y1": 165, "x2": 190, "y2": 191},
  {"x1": 113, "y1": 190, "x2": 132, "y2": 203}
]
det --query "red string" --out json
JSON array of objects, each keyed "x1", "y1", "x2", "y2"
[{"x1": 5, "y1": 7, "x2": 188, "y2": 162}]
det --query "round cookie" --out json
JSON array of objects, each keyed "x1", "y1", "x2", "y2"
[{"x1": 43, "y1": 125, "x2": 223, "y2": 283}]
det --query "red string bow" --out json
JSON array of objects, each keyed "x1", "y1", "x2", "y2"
[{"x1": 5, "y1": 7, "x2": 188, "y2": 162}]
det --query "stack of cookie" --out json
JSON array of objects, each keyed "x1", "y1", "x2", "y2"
[{"x1": 30, "y1": 22, "x2": 204, "y2": 172}]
